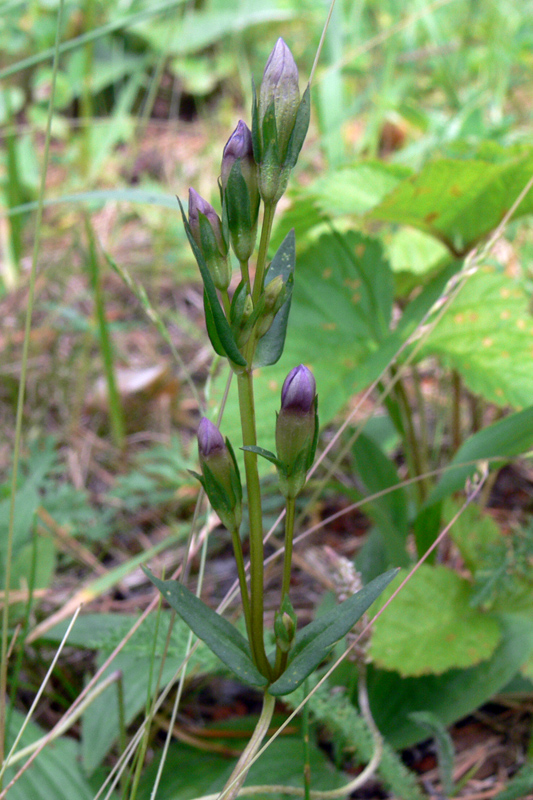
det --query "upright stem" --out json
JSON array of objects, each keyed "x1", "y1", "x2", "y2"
[
  {"x1": 252, "y1": 202, "x2": 276, "y2": 306},
  {"x1": 229, "y1": 526, "x2": 253, "y2": 646},
  {"x1": 219, "y1": 692, "x2": 276, "y2": 800},
  {"x1": 280, "y1": 496, "x2": 296, "y2": 601},
  {"x1": 237, "y1": 368, "x2": 271, "y2": 678}
]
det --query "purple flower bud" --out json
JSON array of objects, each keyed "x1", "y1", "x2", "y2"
[
  {"x1": 188, "y1": 188, "x2": 231, "y2": 290},
  {"x1": 259, "y1": 38, "x2": 300, "y2": 158},
  {"x1": 280, "y1": 365, "x2": 316, "y2": 414},
  {"x1": 221, "y1": 120, "x2": 254, "y2": 190},
  {"x1": 188, "y1": 189, "x2": 219, "y2": 245},
  {"x1": 197, "y1": 417, "x2": 225, "y2": 458}
]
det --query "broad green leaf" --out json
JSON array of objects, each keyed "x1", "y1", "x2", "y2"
[
  {"x1": 45, "y1": 611, "x2": 220, "y2": 772},
  {"x1": 369, "y1": 565, "x2": 501, "y2": 676},
  {"x1": 351, "y1": 433, "x2": 409, "y2": 566},
  {"x1": 137, "y1": 734, "x2": 347, "y2": 800},
  {"x1": 5, "y1": 710, "x2": 98, "y2": 800},
  {"x1": 254, "y1": 229, "x2": 296, "y2": 367},
  {"x1": 420, "y1": 266, "x2": 533, "y2": 408},
  {"x1": 143, "y1": 568, "x2": 267, "y2": 687},
  {"x1": 269, "y1": 569, "x2": 398, "y2": 696},
  {"x1": 369, "y1": 613, "x2": 533, "y2": 748},
  {"x1": 428, "y1": 404, "x2": 533, "y2": 506},
  {"x1": 312, "y1": 162, "x2": 410, "y2": 217},
  {"x1": 369, "y1": 152, "x2": 533, "y2": 254}
]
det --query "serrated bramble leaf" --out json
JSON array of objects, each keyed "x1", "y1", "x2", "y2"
[
  {"x1": 369, "y1": 152, "x2": 533, "y2": 254},
  {"x1": 269, "y1": 569, "x2": 398, "y2": 696},
  {"x1": 142, "y1": 567, "x2": 267, "y2": 687},
  {"x1": 420, "y1": 266, "x2": 533, "y2": 409},
  {"x1": 369, "y1": 565, "x2": 501, "y2": 677}
]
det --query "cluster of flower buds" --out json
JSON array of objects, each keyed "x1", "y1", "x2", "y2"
[
  {"x1": 195, "y1": 417, "x2": 242, "y2": 532},
  {"x1": 253, "y1": 38, "x2": 310, "y2": 204},
  {"x1": 275, "y1": 364, "x2": 318, "y2": 498}
]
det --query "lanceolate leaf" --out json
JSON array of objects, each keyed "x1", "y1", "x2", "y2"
[
  {"x1": 254, "y1": 229, "x2": 296, "y2": 367},
  {"x1": 142, "y1": 567, "x2": 267, "y2": 687},
  {"x1": 428, "y1": 404, "x2": 533, "y2": 506},
  {"x1": 178, "y1": 198, "x2": 246, "y2": 366},
  {"x1": 269, "y1": 568, "x2": 398, "y2": 696},
  {"x1": 241, "y1": 445, "x2": 282, "y2": 467},
  {"x1": 203, "y1": 289, "x2": 226, "y2": 356},
  {"x1": 285, "y1": 84, "x2": 311, "y2": 170}
]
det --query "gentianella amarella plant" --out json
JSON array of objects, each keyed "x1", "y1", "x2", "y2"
[{"x1": 143, "y1": 38, "x2": 397, "y2": 797}]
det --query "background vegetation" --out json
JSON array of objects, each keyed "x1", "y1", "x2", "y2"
[{"x1": 1, "y1": 0, "x2": 533, "y2": 798}]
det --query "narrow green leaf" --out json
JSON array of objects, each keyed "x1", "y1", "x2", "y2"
[
  {"x1": 178, "y1": 198, "x2": 246, "y2": 366},
  {"x1": 409, "y1": 711, "x2": 455, "y2": 797},
  {"x1": 203, "y1": 290, "x2": 226, "y2": 356},
  {"x1": 241, "y1": 445, "x2": 281, "y2": 467},
  {"x1": 142, "y1": 567, "x2": 267, "y2": 687},
  {"x1": 285, "y1": 84, "x2": 311, "y2": 170},
  {"x1": 269, "y1": 569, "x2": 398, "y2": 696},
  {"x1": 254, "y1": 229, "x2": 296, "y2": 367},
  {"x1": 428, "y1": 404, "x2": 533, "y2": 506}
]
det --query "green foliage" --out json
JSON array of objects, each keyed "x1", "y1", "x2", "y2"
[
  {"x1": 420, "y1": 265, "x2": 533, "y2": 408},
  {"x1": 269, "y1": 569, "x2": 398, "y2": 695},
  {"x1": 143, "y1": 568, "x2": 268, "y2": 687},
  {"x1": 369, "y1": 153, "x2": 533, "y2": 254},
  {"x1": 370, "y1": 566, "x2": 501, "y2": 676}
]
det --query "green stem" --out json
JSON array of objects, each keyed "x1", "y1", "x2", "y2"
[
  {"x1": 239, "y1": 258, "x2": 251, "y2": 289},
  {"x1": 252, "y1": 202, "x2": 276, "y2": 306},
  {"x1": 219, "y1": 692, "x2": 276, "y2": 800},
  {"x1": 85, "y1": 216, "x2": 126, "y2": 449},
  {"x1": 280, "y1": 496, "x2": 296, "y2": 602},
  {"x1": 237, "y1": 369, "x2": 271, "y2": 678},
  {"x1": 230, "y1": 526, "x2": 253, "y2": 647}
]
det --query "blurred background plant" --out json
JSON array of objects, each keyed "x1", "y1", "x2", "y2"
[{"x1": 1, "y1": 0, "x2": 533, "y2": 798}]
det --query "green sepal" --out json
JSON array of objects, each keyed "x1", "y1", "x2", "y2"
[
  {"x1": 251, "y1": 79, "x2": 261, "y2": 163},
  {"x1": 201, "y1": 460, "x2": 235, "y2": 519},
  {"x1": 269, "y1": 568, "x2": 399, "y2": 696},
  {"x1": 142, "y1": 567, "x2": 268, "y2": 687},
  {"x1": 225, "y1": 437, "x2": 243, "y2": 507},
  {"x1": 305, "y1": 396, "x2": 320, "y2": 472},
  {"x1": 254, "y1": 229, "x2": 296, "y2": 367},
  {"x1": 230, "y1": 281, "x2": 248, "y2": 325},
  {"x1": 261, "y1": 98, "x2": 280, "y2": 164},
  {"x1": 241, "y1": 445, "x2": 282, "y2": 468},
  {"x1": 284, "y1": 84, "x2": 311, "y2": 170},
  {"x1": 203, "y1": 289, "x2": 226, "y2": 357},
  {"x1": 226, "y1": 160, "x2": 254, "y2": 233},
  {"x1": 178, "y1": 197, "x2": 246, "y2": 366}
]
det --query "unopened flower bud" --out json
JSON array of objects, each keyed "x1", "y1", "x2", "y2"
[
  {"x1": 274, "y1": 595, "x2": 297, "y2": 652},
  {"x1": 197, "y1": 418, "x2": 242, "y2": 530},
  {"x1": 255, "y1": 275, "x2": 286, "y2": 338},
  {"x1": 221, "y1": 121, "x2": 260, "y2": 263},
  {"x1": 254, "y1": 38, "x2": 309, "y2": 204},
  {"x1": 275, "y1": 365, "x2": 318, "y2": 498},
  {"x1": 259, "y1": 38, "x2": 300, "y2": 160},
  {"x1": 188, "y1": 188, "x2": 231, "y2": 291}
]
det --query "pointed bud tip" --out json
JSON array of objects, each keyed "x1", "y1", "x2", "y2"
[
  {"x1": 281, "y1": 364, "x2": 316, "y2": 413},
  {"x1": 197, "y1": 417, "x2": 225, "y2": 457},
  {"x1": 264, "y1": 38, "x2": 298, "y2": 84},
  {"x1": 223, "y1": 120, "x2": 253, "y2": 161}
]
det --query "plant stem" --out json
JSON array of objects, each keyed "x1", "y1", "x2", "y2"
[
  {"x1": 237, "y1": 368, "x2": 271, "y2": 678},
  {"x1": 280, "y1": 496, "x2": 296, "y2": 602},
  {"x1": 230, "y1": 526, "x2": 253, "y2": 646},
  {"x1": 240, "y1": 258, "x2": 251, "y2": 289},
  {"x1": 252, "y1": 202, "x2": 276, "y2": 306},
  {"x1": 219, "y1": 692, "x2": 276, "y2": 800},
  {"x1": 85, "y1": 215, "x2": 126, "y2": 449}
]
